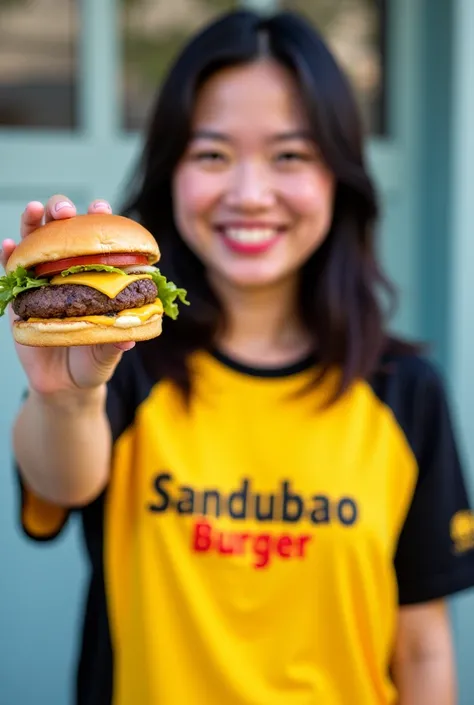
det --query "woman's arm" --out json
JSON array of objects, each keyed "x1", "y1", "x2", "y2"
[
  {"x1": 391, "y1": 600, "x2": 456, "y2": 705},
  {"x1": 14, "y1": 386, "x2": 112, "y2": 506}
]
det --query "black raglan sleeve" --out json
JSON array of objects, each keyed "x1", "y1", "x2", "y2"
[
  {"x1": 15, "y1": 351, "x2": 137, "y2": 542},
  {"x1": 394, "y1": 359, "x2": 474, "y2": 605}
]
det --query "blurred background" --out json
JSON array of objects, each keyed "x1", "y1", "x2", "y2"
[{"x1": 0, "y1": 0, "x2": 473, "y2": 703}]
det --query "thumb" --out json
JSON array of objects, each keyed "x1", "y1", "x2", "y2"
[
  {"x1": 68, "y1": 341, "x2": 135, "y2": 389},
  {"x1": 92, "y1": 341, "x2": 135, "y2": 370},
  {"x1": 113, "y1": 342, "x2": 136, "y2": 353}
]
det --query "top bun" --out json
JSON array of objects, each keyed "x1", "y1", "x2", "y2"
[{"x1": 6, "y1": 213, "x2": 160, "y2": 273}]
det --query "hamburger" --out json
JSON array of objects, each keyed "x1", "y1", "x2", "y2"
[{"x1": 0, "y1": 213, "x2": 189, "y2": 346}]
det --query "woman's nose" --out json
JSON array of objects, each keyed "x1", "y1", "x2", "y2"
[{"x1": 224, "y1": 163, "x2": 276, "y2": 211}]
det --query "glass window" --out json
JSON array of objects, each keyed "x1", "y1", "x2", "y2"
[
  {"x1": 121, "y1": 0, "x2": 239, "y2": 132},
  {"x1": 0, "y1": 0, "x2": 78, "y2": 129},
  {"x1": 281, "y1": 0, "x2": 387, "y2": 135},
  {"x1": 121, "y1": 0, "x2": 386, "y2": 135}
]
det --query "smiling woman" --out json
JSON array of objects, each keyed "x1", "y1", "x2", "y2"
[{"x1": 4, "y1": 6, "x2": 474, "y2": 705}]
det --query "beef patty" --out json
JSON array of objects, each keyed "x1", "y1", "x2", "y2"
[{"x1": 13, "y1": 279, "x2": 158, "y2": 319}]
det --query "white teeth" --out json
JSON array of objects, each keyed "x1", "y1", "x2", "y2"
[{"x1": 224, "y1": 228, "x2": 277, "y2": 243}]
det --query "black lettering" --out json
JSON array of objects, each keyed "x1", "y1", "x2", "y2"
[
  {"x1": 309, "y1": 495, "x2": 330, "y2": 524},
  {"x1": 202, "y1": 490, "x2": 221, "y2": 517},
  {"x1": 229, "y1": 479, "x2": 249, "y2": 520},
  {"x1": 255, "y1": 494, "x2": 275, "y2": 522},
  {"x1": 176, "y1": 487, "x2": 195, "y2": 514},
  {"x1": 282, "y1": 481, "x2": 303, "y2": 522},
  {"x1": 148, "y1": 472, "x2": 172, "y2": 513},
  {"x1": 338, "y1": 498, "x2": 358, "y2": 526}
]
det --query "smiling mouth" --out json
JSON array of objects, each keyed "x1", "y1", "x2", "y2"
[
  {"x1": 216, "y1": 226, "x2": 284, "y2": 245},
  {"x1": 215, "y1": 226, "x2": 284, "y2": 255}
]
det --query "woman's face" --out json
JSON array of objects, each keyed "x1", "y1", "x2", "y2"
[{"x1": 173, "y1": 60, "x2": 335, "y2": 291}]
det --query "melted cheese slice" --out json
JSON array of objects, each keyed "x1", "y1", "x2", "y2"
[
  {"x1": 28, "y1": 300, "x2": 163, "y2": 327},
  {"x1": 50, "y1": 271, "x2": 152, "y2": 299}
]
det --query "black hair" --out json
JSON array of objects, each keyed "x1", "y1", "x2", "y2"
[{"x1": 121, "y1": 9, "x2": 417, "y2": 400}]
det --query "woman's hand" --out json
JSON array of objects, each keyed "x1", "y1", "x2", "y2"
[{"x1": 1, "y1": 195, "x2": 135, "y2": 395}]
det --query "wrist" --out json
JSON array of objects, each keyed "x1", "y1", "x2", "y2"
[{"x1": 28, "y1": 384, "x2": 107, "y2": 414}]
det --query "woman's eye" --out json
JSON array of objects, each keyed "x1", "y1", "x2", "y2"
[
  {"x1": 276, "y1": 151, "x2": 311, "y2": 163},
  {"x1": 193, "y1": 151, "x2": 226, "y2": 163}
]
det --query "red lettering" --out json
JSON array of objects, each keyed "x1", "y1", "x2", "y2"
[
  {"x1": 295, "y1": 535, "x2": 312, "y2": 557},
  {"x1": 217, "y1": 531, "x2": 235, "y2": 555},
  {"x1": 276, "y1": 535, "x2": 293, "y2": 558},
  {"x1": 253, "y1": 534, "x2": 272, "y2": 569},
  {"x1": 191, "y1": 519, "x2": 312, "y2": 567},
  {"x1": 233, "y1": 533, "x2": 249, "y2": 554},
  {"x1": 193, "y1": 520, "x2": 212, "y2": 552}
]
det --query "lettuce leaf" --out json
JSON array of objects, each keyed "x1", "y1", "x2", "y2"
[
  {"x1": 60, "y1": 264, "x2": 126, "y2": 277},
  {"x1": 0, "y1": 266, "x2": 49, "y2": 316},
  {"x1": 149, "y1": 268, "x2": 189, "y2": 320}
]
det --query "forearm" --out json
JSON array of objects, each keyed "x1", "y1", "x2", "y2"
[
  {"x1": 393, "y1": 654, "x2": 456, "y2": 705},
  {"x1": 13, "y1": 386, "x2": 112, "y2": 506}
]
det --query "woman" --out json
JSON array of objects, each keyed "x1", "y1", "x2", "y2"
[{"x1": 3, "y1": 9, "x2": 474, "y2": 705}]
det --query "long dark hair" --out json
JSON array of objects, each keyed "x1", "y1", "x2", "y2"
[{"x1": 121, "y1": 9, "x2": 416, "y2": 400}]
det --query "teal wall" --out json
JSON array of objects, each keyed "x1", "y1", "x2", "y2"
[
  {"x1": 416, "y1": 0, "x2": 453, "y2": 367},
  {"x1": 1, "y1": 1, "x2": 473, "y2": 704},
  {"x1": 415, "y1": 3, "x2": 474, "y2": 699},
  {"x1": 446, "y1": 0, "x2": 474, "y2": 695}
]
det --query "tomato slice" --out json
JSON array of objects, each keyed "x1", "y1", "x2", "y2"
[{"x1": 35, "y1": 253, "x2": 148, "y2": 277}]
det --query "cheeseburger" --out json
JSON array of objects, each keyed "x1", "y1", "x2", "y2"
[{"x1": 0, "y1": 213, "x2": 189, "y2": 346}]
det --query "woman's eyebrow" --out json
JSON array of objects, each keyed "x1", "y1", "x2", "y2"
[
  {"x1": 269, "y1": 130, "x2": 312, "y2": 142},
  {"x1": 190, "y1": 129, "x2": 312, "y2": 142},
  {"x1": 191, "y1": 130, "x2": 231, "y2": 142}
]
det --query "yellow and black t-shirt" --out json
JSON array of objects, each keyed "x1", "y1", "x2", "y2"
[{"x1": 18, "y1": 349, "x2": 474, "y2": 705}]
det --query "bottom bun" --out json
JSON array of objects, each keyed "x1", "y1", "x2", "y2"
[{"x1": 13, "y1": 314, "x2": 163, "y2": 347}]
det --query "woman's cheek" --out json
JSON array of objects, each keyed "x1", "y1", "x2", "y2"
[
  {"x1": 186, "y1": 182, "x2": 224, "y2": 225},
  {"x1": 278, "y1": 173, "x2": 329, "y2": 210}
]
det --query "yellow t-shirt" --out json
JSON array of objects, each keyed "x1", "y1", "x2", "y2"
[{"x1": 19, "y1": 349, "x2": 474, "y2": 705}]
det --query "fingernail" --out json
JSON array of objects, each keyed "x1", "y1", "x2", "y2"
[
  {"x1": 54, "y1": 201, "x2": 72, "y2": 212},
  {"x1": 93, "y1": 201, "x2": 112, "y2": 212},
  {"x1": 29, "y1": 201, "x2": 43, "y2": 209}
]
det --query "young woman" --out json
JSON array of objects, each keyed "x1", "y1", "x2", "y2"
[{"x1": 3, "y1": 9, "x2": 474, "y2": 705}]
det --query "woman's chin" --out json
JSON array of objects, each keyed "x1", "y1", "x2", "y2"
[{"x1": 208, "y1": 262, "x2": 294, "y2": 291}]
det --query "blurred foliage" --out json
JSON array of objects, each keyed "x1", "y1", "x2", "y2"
[
  {"x1": 195, "y1": 0, "x2": 239, "y2": 10},
  {"x1": 0, "y1": 0, "x2": 28, "y2": 7},
  {"x1": 123, "y1": 0, "x2": 380, "y2": 88},
  {"x1": 122, "y1": 0, "x2": 383, "y2": 133},
  {"x1": 281, "y1": 0, "x2": 383, "y2": 133},
  {"x1": 123, "y1": 0, "x2": 237, "y2": 89},
  {"x1": 124, "y1": 31, "x2": 190, "y2": 87},
  {"x1": 121, "y1": 0, "x2": 238, "y2": 8},
  {"x1": 282, "y1": 0, "x2": 378, "y2": 36}
]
